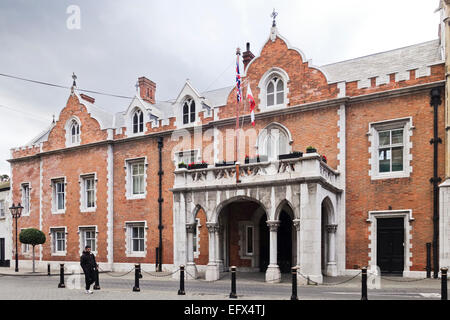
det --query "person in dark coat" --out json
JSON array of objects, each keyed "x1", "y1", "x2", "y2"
[{"x1": 80, "y1": 245, "x2": 97, "y2": 294}]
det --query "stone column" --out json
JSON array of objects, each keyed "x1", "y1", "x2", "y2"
[
  {"x1": 185, "y1": 223, "x2": 198, "y2": 279},
  {"x1": 205, "y1": 222, "x2": 220, "y2": 281},
  {"x1": 293, "y1": 219, "x2": 306, "y2": 285},
  {"x1": 265, "y1": 220, "x2": 281, "y2": 283},
  {"x1": 326, "y1": 224, "x2": 338, "y2": 277},
  {"x1": 215, "y1": 226, "x2": 224, "y2": 271}
]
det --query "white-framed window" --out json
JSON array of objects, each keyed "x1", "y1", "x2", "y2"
[
  {"x1": 266, "y1": 76, "x2": 284, "y2": 107},
  {"x1": 70, "y1": 120, "x2": 80, "y2": 144},
  {"x1": 50, "y1": 227, "x2": 67, "y2": 255},
  {"x1": 132, "y1": 109, "x2": 144, "y2": 134},
  {"x1": 257, "y1": 68, "x2": 290, "y2": 110},
  {"x1": 80, "y1": 174, "x2": 96, "y2": 211},
  {"x1": 125, "y1": 222, "x2": 147, "y2": 257},
  {"x1": 65, "y1": 117, "x2": 81, "y2": 147},
  {"x1": 368, "y1": 117, "x2": 413, "y2": 180},
  {"x1": 175, "y1": 150, "x2": 199, "y2": 165},
  {"x1": 257, "y1": 123, "x2": 291, "y2": 161},
  {"x1": 22, "y1": 243, "x2": 30, "y2": 254},
  {"x1": 21, "y1": 183, "x2": 30, "y2": 215},
  {"x1": 79, "y1": 226, "x2": 97, "y2": 253},
  {"x1": 51, "y1": 178, "x2": 66, "y2": 213},
  {"x1": 182, "y1": 98, "x2": 196, "y2": 125},
  {"x1": 245, "y1": 225, "x2": 254, "y2": 255},
  {"x1": 125, "y1": 158, "x2": 147, "y2": 199},
  {"x1": 0, "y1": 200, "x2": 5, "y2": 218}
]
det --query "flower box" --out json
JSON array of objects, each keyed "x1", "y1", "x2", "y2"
[
  {"x1": 215, "y1": 161, "x2": 235, "y2": 167},
  {"x1": 306, "y1": 146, "x2": 317, "y2": 154},
  {"x1": 187, "y1": 162, "x2": 208, "y2": 170},
  {"x1": 278, "y1": 151, "x2": 303, "y2": 160},
  {"x1": 245, "y1": 155, "x2": 268, "y2": 164},
  {"x1": 178, "y1": 163, "x2": 187, "y2": 169}
]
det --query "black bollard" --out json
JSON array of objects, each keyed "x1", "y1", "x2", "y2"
[
  {"x1": 93, "y1": 268, "x2": 101, "y2": 290},
  {"x1": 139, "y1": 263, "x2": 143, "y2": 279},
  {"x1": 58, "y1": 263, "x2": 65, "y2": 288},
  {"x1": 133, "y1": 264, "x2": 140, "y2": 292},
  {"x1": 155, "y1": 247, "x2": 159, "y2": 271},
  {"x1": 441, "y1": 267, "x2": 448, "y2": 301},
  {"x1": 426, "y1": 243, "x2": 432, "y2": 278},
  {"x1": 178, "y1": 265, "x2": 186, "y2": 295},
  {"x1": 291, "y1": 267, "x2": 298, "y2": 300},
  {"x1": 47, "y1": 263, "x2": 51, "y2": 276},
  {"x1": 229, "y1": 266, "x2": 237, "y2": 299},
  {"x1": 361, "y1": 267, "x2": 368, "y2": 300}
]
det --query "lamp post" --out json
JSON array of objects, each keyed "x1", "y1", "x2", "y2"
[{"x1": 9, "y1": 203, "x2": 23, "y2": 272}]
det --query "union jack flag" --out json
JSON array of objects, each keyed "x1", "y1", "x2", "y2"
[{"x1": 236, "y1": 57, "x2": 241, "y2": 103}]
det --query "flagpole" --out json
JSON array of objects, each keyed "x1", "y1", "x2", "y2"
[{"x1": 235, "y1": 48, "x2": 241, "y2": 183}]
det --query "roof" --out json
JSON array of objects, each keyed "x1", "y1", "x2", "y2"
[
  {"x1": 321, "y1": 39, "x2": 442, "y2": 84},
  {"x1": 18, "y1": 39, "x2": 443, "y2": 149}
]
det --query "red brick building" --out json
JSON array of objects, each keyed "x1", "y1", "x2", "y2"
[{"x1": 8, "y1": 10, "x2": 450, "y2": 283}]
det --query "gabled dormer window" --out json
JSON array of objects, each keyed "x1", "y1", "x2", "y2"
[
  {"x1": 132, "y1": 109, "x2": 144, "y2": 134},
  {"x1": 267, "y1": 76, "x2": 284, "y2": 107},
  {"x1": 183, "y1": 99, "x2": 196, "y2": 125}
]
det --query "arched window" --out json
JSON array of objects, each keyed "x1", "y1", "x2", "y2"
[
  {"x1": 132, "y1": 109, "x2": 144, "y2": 133},
  {"x1": 267, "y1": 76, "x2": 284, "y2": 107},
  {"x1": 183, "y1": 99, "x2": 196, "y2": 125},
  {"x1": 258, "y1": 123, "x2": 291, "y2": 161},
  {"x1": 70, "y1": 120, "x2": 80, "y2": 144}
]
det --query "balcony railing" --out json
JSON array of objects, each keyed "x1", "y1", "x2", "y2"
[{"x1": 173, "y1": 153, "x2": 341, "y2": 192}]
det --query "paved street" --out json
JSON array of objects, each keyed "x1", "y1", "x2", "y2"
[{"x1": 0, "y1": 268, "x2": 445, "y2": 300}]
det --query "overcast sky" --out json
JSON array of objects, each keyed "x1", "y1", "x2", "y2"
[{"x1": 0, "y1": 0, "x2": 442, "y2": 174}]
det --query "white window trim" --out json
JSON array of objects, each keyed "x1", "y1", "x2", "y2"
[
  {"x1": 174, "y1": 149, "x2": 201, "y2": 166},
  {"x1": 368, "y1": 117, "x2": 414, "y2": 180},
  {"x1": 20, "y1": 182, "x2": 31, "y2": 216},
  {"x1": 177, "y1": 96, "x2": 200, "y2": 129},
  {"x1": 124, "y1": 221, "x2": 148, "y2": 258},
  {"x1": 79, "y1": 173, "x2": 98, "y2": 213},
  {"x1": 77, "y1": 225, "x2": 98, "y2": 256},
  {"x1": 126, "y1": 107, "x2": 148, "y2": 138},
  {"x1": 367, "y1": 210, "x2": 414, "y2": 275},
  {"x1": 65, "y1": 116, "x2": 82, "y2": 147},
  {"x1": 257, "y1": 67, "x2": 290, "y2": 111},
  {"x1": 51, "y1": 177, "x2": 67, "y2": 214},
  {"x1": 256, "y1": 122, "x2": 293, "y2": 161},
  {"x1": 0, "y1": 200, "x2": 5, "y2": 219},
  {"x1": 193, "y1": 218, "x2": 201, "y2": 259},
  {"x1": 49, "y1": 226, "x2": 68, "y2": 256},
  {"x1": 124, "y1": 157, "x2": 148, "y2": 200},
  {"x1": 238, "y1": 221, "x2": 253, "y2": 260}
]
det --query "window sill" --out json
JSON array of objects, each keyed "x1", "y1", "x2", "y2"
[
  {"x1": 371, "y1": 172, "x2": 410, "y2": 180},
  {"x1": 80, "y1": 208, "x2": 97, "y2": 213},
  {"x1": 126, "y1": 252, "x2": 146, "y2": 258},
  {"x1": 126, "y1": 194, "x2": 146, "y2": 200},
  {"x1": 51, "y1": 252, "x2": 67, "y2": 257},
  {"x1": 52, "y1": 211, "x2": 66, "y2": 215}
]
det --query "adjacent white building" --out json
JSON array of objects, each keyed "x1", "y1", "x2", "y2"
[{"x1": 0, "y1": 181, "x2": 11, "y2": 267}]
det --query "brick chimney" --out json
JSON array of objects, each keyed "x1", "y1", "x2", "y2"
[
  {"x1": 80, "y1": 93, "x2": 95, "y2": 104},
  {"x1": 138, "y1": 76, "x2": 156, "y2": 104},
  {"x1": 243, "y1": 42, "x2": 255, "y2": 71}
]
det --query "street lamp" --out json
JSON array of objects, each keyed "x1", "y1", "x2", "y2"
[{"x1": 9, "y1": 203, "x2": 23, "y2": 272}]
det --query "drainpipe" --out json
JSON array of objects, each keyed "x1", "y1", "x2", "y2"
[
  {"x1": 157, "y1": 136, "x2": 164, "y2": 272},
  {"x1": 430, "y1": 88, "x2": 442, "y2": 278}
]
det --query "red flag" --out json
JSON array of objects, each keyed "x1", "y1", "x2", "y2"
[{"x1": 247, "y1": 84, "x2": 255, "y2": 126}]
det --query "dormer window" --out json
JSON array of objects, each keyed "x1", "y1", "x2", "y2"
[
  {"x1": 132, "y1": 109, "x2": 144, "y2": 134},
  {"x1": 267, "y1": 77, "x2": 284, "y2": 107},
  {"x1": 183, "y1": 99, "x2": 196, "y2": 125},
  {"x1": 70, "y1": 120, "x2": 80, "y2": 144}
]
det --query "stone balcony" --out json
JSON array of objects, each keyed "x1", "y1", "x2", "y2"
[{"x1": 172, "y1": 153, "x2": 342, "y2": 193}]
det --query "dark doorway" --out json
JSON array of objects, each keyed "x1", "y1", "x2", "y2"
[
  {"x1": 259, "y1": 215, "x2": 269, "y2": 272},
  {"x1": 377, "y1": 218, "x2": 404, "y2": 274},
  {"x1": 278, "y1": 210, "x2": 293, "y2": 273},
  {"x1": 0, "y1": 238, "x2": 4, "y2": 262}
]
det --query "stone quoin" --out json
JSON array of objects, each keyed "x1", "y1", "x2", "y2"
[{"x1": 7, "y1": 3, "x2": 450, "y2": 283}]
